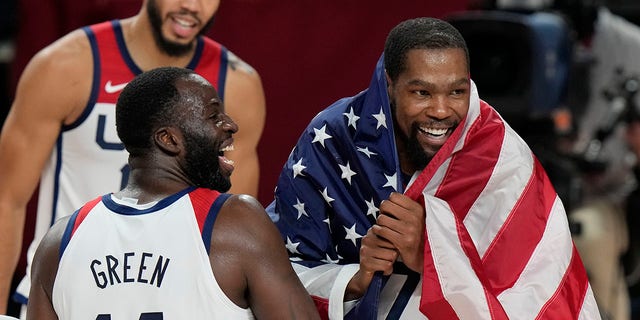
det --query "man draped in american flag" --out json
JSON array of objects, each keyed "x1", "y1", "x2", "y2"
[{"x1": 266, "y1": 17, "x2": 600, "y2": 319}]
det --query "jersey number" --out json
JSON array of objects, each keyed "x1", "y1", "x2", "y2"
[{"x1": 96, "y1": 313, "x2": 162, "y2": 320}]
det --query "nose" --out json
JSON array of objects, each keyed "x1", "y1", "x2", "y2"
[
  {"x1": 221, "y1": 114, "x2": 238, "y2": 134},
  {"x1": 179, "y1": 0, "x2": 200, "y2": 12},
  {"x1": 427, "y1": 95, "x2": 451, "y2": 120}
]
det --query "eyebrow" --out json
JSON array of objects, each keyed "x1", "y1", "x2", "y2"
[{"x1": 407, "y1": 78, "x2": 469, "y2": 87}]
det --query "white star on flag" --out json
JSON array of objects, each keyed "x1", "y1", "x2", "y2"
[
  {"x1": 292, "y1": 158, "x2": 306, "y2": 178},
  {"x1": 339, "y1": 162, "x2": 357, "y2": 184},
  {"x1": 285, "y1": 236, "x2": 300, "y2": 254},
  {"x1": 312, "y1": 124, "x2": 332, "y2": 148},
  {"x1": 293, "y1": 198, "x2": 308, "y2": 220},
  {"x1": 373, "y1": 107, "x2": 388, "y2": 129},
  {"x1": 383, "y1": 172, "x2": 398, "y2": 190},
  {"x1": 344, "y1": 223, "x2": 363, "y2": 246},
  {"x1": 366, "y1": 198, "x2": 379, "y2": 219},
  {"x1": 343, "y1": 106, "x2": 360, "y2": 130},
  {"x1": 323, "y1": 217, "x2": 332, "y2": 231},
  {"x1": 322, "y1": 254, "x2": 340, "y2": 264},
  {"x1": 357, "y1": 146, "x2": 377, "y2": 158},
  {"x1": 320, "y1": 187, "x2": 335, "y2": 206}
]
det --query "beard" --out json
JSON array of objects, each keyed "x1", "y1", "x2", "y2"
[
  {"x1": 182, "y1": 131, "x2": 231, "y2": 192},
  {"x1": 147, "y1": 0, "x2": 215, "y2": 57},
  {"x1": 400, "y1": 123, "x2": 432, "y2": 171},
  {"x1": 390, "y1": 101, "x2": 432, "y2": 171}
]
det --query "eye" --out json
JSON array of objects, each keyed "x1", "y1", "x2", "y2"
[
  {"x1": 451, "y1": 88, "x2": 466, "y2": 96},
  {"x1": 413, "y1": 90, "x2": 430, "y2": 97},
  {"x1": 211, "y1": 113, "x2": 232, "y2": 128}
]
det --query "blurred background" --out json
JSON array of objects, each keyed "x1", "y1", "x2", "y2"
[{"x1": 2, "y1": 0, "x2": 640, "y2": 318}]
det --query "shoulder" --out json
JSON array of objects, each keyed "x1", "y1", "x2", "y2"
[
  {"x1": 15, "y1": 28, "x2": 94, "y2": 122},
  {"x1": 219, "y1": 194, "x2": 270, "y2": 227},
  {"x1": 29, "y1": 28, "x2": 92, "y2": 75},
  {"x1": 224, "y1": 49, "x2": 264, "y2": 93},
  {"x1": 19, "y1": 28, "x2": 93, "y2": 101},
  {"x1": 213, "y1": 194, "x2": 281, "y2": 252},
  {"x1": 31, "y1": 215, "x2": 73, "y2": 297},
  {"x1": 219, "y1": 49, "x2": 266, "y2": 136}
]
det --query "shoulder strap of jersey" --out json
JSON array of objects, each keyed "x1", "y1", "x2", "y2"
[
  {"x1": 189, "y1": 37, "x2": 228, "y2": 101},
  {"x1": 59, "y1": 196, "x2": 103, "y2": 259},
  {"x1": 188, "y1": 188, "x2": 231, "y2": 254}
]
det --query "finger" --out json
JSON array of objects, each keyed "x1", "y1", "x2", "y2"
[
  {"x1": 386, "y1": 192, "x2": 424, "y2": 211},
  {"x1": 362, "y1": 230, "x2": 395, "y2": 249}
]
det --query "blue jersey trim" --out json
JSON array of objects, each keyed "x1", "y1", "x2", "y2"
[
  {"x1": 186, "y1": 39, "x2": 226, "y2": 101},
  {"x1": 185, "y1": 37, "x2": 203, "y2": 71},
  {"x1": 201, "y1": 193, "x2": 231, "y2": 255},
  {"x1": 217, "y1": 46, "x2": 228, "y2": 101},
  {"x1": 102, "y1": 187, "x2": 196, "y2": 215},
  {"x1": 12, "y1": 291, "x2": 27, "y2": 305},
  {"x1": 62, "y1": 26, "x2": 101, "y2": 132},
  {"x1": 59, "y1": 210, "x2": 81, "y2": 260},
  {"x1": 113, "y1": 19, "x2": 143, "y2": 75},
  {"x1": 49, "y1": 135, "x2": 64, "y2": 226}
]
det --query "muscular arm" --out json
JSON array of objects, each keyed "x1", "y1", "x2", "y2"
[
  {"x1": 211, "y1": 195, "x2": 319, "y2": 319},
  {"x1": 223, "y1": 52, "x2": 266, "y2": 197},
  {"x1": 0, "y1": 29, "x2": 92, "y2": 313},
  {"x1": 25, "y1": 216, "x2": 69, "y2": 320}
]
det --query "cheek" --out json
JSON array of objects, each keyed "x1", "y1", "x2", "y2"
[
  {"x1": 394, "y1": 105, "x2": 421, "y2": 136},
  {"x1": 451, "y1": 100, "x2": 470, "y2": 120}
]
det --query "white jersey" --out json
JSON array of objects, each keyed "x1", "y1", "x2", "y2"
[
  {"x1": 52, "y1": 187, "x2": 254, "y2": 319},
  {"x1": 15, "y1": 19, "x2": 229, "y2": 304}
]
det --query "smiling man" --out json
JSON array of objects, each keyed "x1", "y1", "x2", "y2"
[
  {"x1": 266, "y1": 17, "x2": 600, "y2": 319},
  {"x1": 0, "y1": 0, "x2": 266, "y2": 317},
  {"x1": 25, "y1": 67, "x2": 318, "y2": 320}
]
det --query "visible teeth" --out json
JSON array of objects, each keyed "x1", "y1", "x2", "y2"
[
  {"x1": 224, "y1": 158, "x2": 234, "y2": 165},
  {"x1": 175, "y1": 18, "x2": 194, "y2": 27},
  {"x1": 421, "y1": 127, "x2": 448, "y2": 136},
  {"x1": 220, "y1": 145, "x2": 235, "y2": 152}
]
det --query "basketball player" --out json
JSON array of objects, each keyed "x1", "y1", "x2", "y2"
[
  {"x1": 0, "y1": 0, "x2": 265, "y2": 315},
  {"x1": 25, "y1": 67, "x2": 318, "y2": 320}
]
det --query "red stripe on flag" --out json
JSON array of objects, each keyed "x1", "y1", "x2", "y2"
[
  {"x1": 188, "y1": 188, "x2": 218, "y2": 233},
  {"x1": 481, "y1": 159, "x2": 557, "y2": 293},
  {"x1": 310, "y1": 295, "x2": 329, "y2": 320},
  {"x1": 71, "y1": 196, "x2": 102, "y2": 237},
  {"x1": 535, "y1": 246, "x2": 591, "y2": 319},
  {"x1": 435, "y1": 104, "x2": 504, "y2": 222}
]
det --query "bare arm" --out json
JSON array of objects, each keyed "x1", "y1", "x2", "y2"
[
  {"x1": 211, "y1": 195, "x2": 319, "y2": 319},
  {"x1": 0, "y1": 29, "x2": 92, "y2": 313},
  {"x1": 223, "y1": 52, "x2": 266, "y2": 197},
  {"x1": 25, "y1": 216, "x2": 70, "y2": 320}
]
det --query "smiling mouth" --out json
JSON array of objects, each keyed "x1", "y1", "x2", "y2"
[
  {"x1": 219, "y1": 144, "x2": 235, "y2": 164},
  {"x1": 419, "y1": 126, "x2": 449, "y2": 138},
  {"x1": 218, "y1": 144, "x2": 235, "y2": 174}
]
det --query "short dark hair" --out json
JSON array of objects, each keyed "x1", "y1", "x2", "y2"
[
  {"x1": 116, "y1": 66, "x2": 193, "y2": 155},
  {"x1": 384, "y1": 17, "x2": 469, "y2": 82}
]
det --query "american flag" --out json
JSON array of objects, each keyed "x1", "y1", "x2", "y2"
[{"x1": 266, "y1": 56, "x2": 600, "y2": 319}]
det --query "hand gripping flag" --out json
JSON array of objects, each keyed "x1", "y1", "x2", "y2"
[{"x1": 267, "y1": 55, "x2": 600, "y2": 319}]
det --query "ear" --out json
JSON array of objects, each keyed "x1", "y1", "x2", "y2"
[
  {"x1": 385, "y1": 71, "x2": 394, "y2": 97},
  {"x1": 154, "y1": 127, "x2": 182, "y2": 155}
]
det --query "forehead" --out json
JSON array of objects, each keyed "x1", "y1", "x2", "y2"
[
  {"x1": 403, "y1": 48, "x2": 469, "y2": 75},
  {"x1": 175, "y1": 74, "x2": 219, "y2": 101}
]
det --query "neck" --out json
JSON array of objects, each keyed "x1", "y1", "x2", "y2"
[{"x1": 116, "y1": 163, "x2": 193, "y2": 204}]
